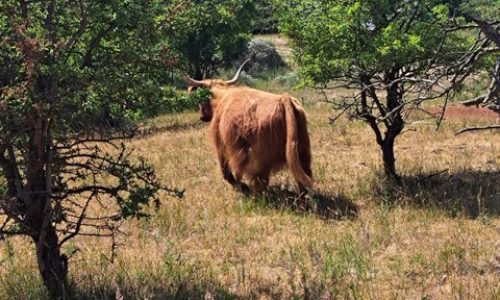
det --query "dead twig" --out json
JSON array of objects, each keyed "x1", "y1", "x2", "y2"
[{"x1": 417, "y1": 169, "x2": 449, "y2": 182}]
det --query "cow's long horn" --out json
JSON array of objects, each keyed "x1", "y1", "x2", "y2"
[
  {"x1": 226, "y1": 58, "x2": 251, "y2": 85},
  {"x1": 183, "y1": 76, "x2": 205, "y2": 87}
]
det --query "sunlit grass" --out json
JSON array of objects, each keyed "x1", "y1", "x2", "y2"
[{"x1": 1, "y1": 91, "x2": 499, "y2": 299}]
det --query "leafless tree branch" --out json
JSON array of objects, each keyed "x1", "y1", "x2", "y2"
[{"x1": 455, "y1": 124, "x2": 500, "y2": 135}]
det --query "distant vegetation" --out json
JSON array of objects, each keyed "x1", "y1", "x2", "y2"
[
  {"x1": 251, "y1": 0, "x2": 279, "y2": 34},
  {"x1": 164, "y1": 0, "x2": 255, "y2": 80}
]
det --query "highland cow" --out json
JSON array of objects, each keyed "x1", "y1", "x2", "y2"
[{"x1": 186, "y1": 60, "x2": 313, "y2": 194}]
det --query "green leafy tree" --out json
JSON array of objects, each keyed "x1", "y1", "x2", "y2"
[
  {"x1": 165, "y1": 0, "x2": 255, "y2": 79},
  {"x1": 252, "y1": 0, "x2": 279, "y2": 34},
  {"x1": 278, "y1": 0, "x2": 471, "y2": 181},
  {"x1": 0, "y1": 1, "x2": 182, "y2": 298}
]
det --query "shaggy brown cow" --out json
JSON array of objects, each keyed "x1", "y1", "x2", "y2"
[{"x1": 186, "y1": 60, "x2": 313, "y2": 194}]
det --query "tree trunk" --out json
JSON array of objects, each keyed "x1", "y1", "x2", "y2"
[
  {"x1": 34, "y1": 226, "x2": 68, "y2": 299},
  {"x1": 27, "y1": 90, "x2": 68, "y2": 299},
  {"x1": 381, "y1": 137, "x2": 401, "y2": 183},
  {"x1": 193, "y1": 63, "x2": 204, "y2": 80},
  {"x1": 382, "y1": 69, "x2": 404, "y2": 184}
]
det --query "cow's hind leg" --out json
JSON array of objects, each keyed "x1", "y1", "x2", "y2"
[
  {"x1": 297, "y1": 164, "x2": 312, "y2": 195},
  {"x1": 297, "y1": 182, "x2": 309, "y2": 196},
  {"x1": 298, "y1": 148, "x2": 312, "y2": 195},
  {"x1": 297, "y1": 162, "x2": 312, "y2": 195}
]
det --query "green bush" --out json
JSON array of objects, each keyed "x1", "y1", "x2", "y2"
[
  {"x1": 165, "y1": 0, "x2": 255, "y2": 79},
  {"x1": 134, "y1": 88, "x2": 212, "y2": 119}
]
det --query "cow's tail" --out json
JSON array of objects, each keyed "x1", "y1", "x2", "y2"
[{"x1": 282, "y1": 94, "x2": 313, "y2": 189}]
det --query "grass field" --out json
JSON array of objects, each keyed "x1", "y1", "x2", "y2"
[{"x1": 0, "y1": 87, "x2": 499, "y2": 299}]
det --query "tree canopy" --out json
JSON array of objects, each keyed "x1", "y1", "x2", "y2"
[
  {"x1": 278, "y1": 0, "x2": 469, "y2": 84},
  {"x1": 164, "y1": 0, "x2": 255, "y2": 79},
  {"x1": 277, "y1": 0, "x2": 481, "y2": 179}
]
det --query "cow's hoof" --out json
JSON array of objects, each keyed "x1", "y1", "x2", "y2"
[
  {"x1": 238, "y1": 183, "x2": 252, "y2": 196},
  {"x1": 298, "y1": 186, "x2": 310, "y2": 196}
]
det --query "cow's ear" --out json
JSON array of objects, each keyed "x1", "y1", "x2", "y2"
[{"x1": 199, "y1": 103, "x2": 213, "y2": 122}]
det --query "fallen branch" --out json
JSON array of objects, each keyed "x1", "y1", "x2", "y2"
[
  {"x1": 455, "y1": 124, "x2": 500, "y2": 135},
  {"x1": 417, "y1": 169, "x2": 449, "y2": 182}
]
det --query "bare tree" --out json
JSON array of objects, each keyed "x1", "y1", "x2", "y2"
[{"x1": 448, "y1": 7, "x2": 500, "y2": 133}]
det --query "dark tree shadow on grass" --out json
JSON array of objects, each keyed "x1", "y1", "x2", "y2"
[
  {"x1": 377, "y1": 169, "x2": 499, "y2": 218},
  {"x1": 136, "y1": 121, "x2": 204, "y2": 138},
  {"x1": 248, "y1": 185, "x2": 358, "y2": 220}
]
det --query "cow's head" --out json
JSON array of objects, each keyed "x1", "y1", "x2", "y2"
[
  {"x1": 185, "y1": 59, "x2": 250, "y2": 122},
  {"x1": 198, "y1": 101, "x2": 212, "y2": 122}
]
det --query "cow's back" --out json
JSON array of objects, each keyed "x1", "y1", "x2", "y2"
[{"x1": 214, "y1": 88, "x2": 287, "y2": 178}]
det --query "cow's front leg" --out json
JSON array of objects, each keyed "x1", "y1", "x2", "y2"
[
  {"x1": 220, "y1": 160, "x2": 237, "y2": 185},
  {"x1": 219, "y1": 159, "x2": 250, "y2": 195},
  {"x1": 251, "y1": 172, "x2": 270, "y2": 194}
]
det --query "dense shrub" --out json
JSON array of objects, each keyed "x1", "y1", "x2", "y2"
[
  {"x1": 165, "y1": 0, "x2": 255, "y2": 80},
  {"x1": 133, "y1": 88, "x2": 211, "y2": 119}
]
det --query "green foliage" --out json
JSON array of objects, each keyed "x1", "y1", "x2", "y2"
[
  {"x1": 277, "y1": 0, "x2": 468, "y2": 84},
  {"x1": 0, "y1": 0, "x2": 168, "y2": 173},
  {"x1": 448, "y1": 0, "x2": 499, "y2": 72},
  {"x1": 252, "y1": 0, "x2": 279, "y2": 34},
  {"x1": 164, "y1": 0, "x2": 256, "y2": 79},
  {"x1": 189, "y1": 88, "x2": 213, "y2": 105},
  {"x1": 457, "y1": 0, "x2": 500, "y2": 21},
  {"x1": 0, "y1": 0, "x2": 180, "y2": 130},
  {"x1": 120, "y1": 88, "x2": 200, "y2": 120},
  {"x1": 135, "y1": 87, "x2": 212, "y2": 118},
  {"x1": 275, "y1": 72, "x2": 299, "y2": 86}
]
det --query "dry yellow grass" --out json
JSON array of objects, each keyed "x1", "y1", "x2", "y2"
[{"x1": 0, "y1": 91, "x2": 499, "y2": 299}]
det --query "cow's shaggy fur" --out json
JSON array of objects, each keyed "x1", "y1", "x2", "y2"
[{"x1": 187, "y1": 70, "x2": 312, "y2": 194}]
